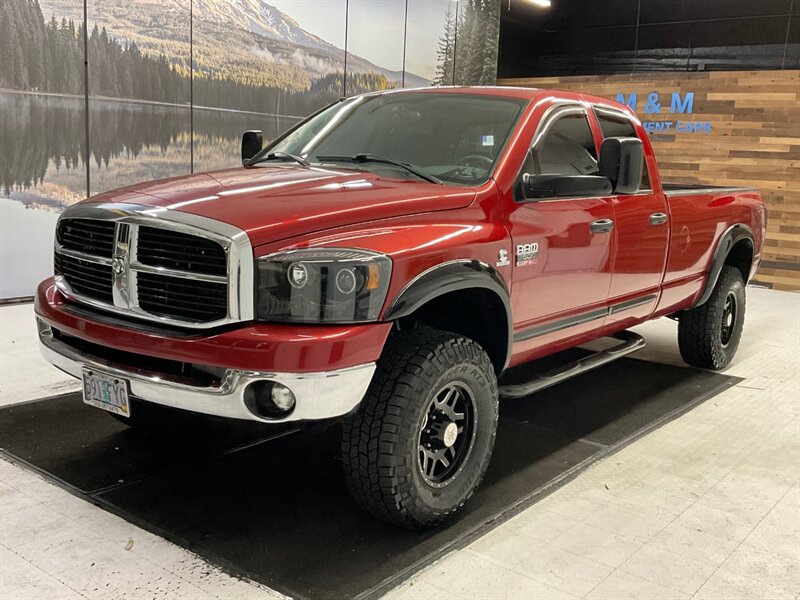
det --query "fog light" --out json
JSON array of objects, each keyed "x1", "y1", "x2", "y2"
[
  {"x1": 243, "y1": 381, "x2": 296, "y2": 419},
  {"x1": 271, "y1": 383, "x2": 296, "y2": 412}
]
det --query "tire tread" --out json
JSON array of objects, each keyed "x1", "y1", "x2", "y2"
[
  {"x1": 678, "y1": 265, "x2": 746, "y2": 370},
  {"x1": 341, "y1": 327, "x2": 497, "y2": 528}
]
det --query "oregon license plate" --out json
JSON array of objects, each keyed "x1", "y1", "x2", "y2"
[{"x1": 81, "y1": 368, "x2": 131, "y2": 417}]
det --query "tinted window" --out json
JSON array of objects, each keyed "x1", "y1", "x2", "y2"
[
  {"x1": 529, "y1": 113, "x2": 599, "y2": 176},
  {"x1": 261, "y1": 92, "x2": 528, "y2": 186},
  {"x1": 596, "y1": 112, "x2": 651, "y2": 189}
]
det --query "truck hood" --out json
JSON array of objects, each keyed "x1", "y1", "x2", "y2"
[{"x1": 87, "y1": 165, "x2": 476, "y2": 248}]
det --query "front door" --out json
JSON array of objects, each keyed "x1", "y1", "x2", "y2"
[
  {"x1": 505, "y1": 105, "x2": 614, "y2": 355},
  {"x1": 593, "y1": 106, "x2": 670, "y2": 326}
]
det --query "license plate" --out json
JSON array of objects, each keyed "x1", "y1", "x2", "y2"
[{"x1": 82, "y1": 368, "x2": 131, "y2": 417}]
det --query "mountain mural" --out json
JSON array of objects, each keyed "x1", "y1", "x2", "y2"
[
  {"x1": 1, "y1": 0, "x2": 501, "y2": 299},
  {"x1": 194, "y1": 0, "x2": 333, "y2": 51},
  {"x1": 35, "y1": 0, "x2": 430, "y2": 91}
]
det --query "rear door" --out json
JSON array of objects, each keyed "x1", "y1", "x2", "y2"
[
  {"x1": 593, "y1": 106, "x2": 670, "y2": 326},
  {"x1": 505, "y1": 104, "x2": 614, "y2": 350}
]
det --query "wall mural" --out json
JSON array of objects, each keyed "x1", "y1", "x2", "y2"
[{"x1": 0, "y1": 0, "x2": 501, "y2": 299}]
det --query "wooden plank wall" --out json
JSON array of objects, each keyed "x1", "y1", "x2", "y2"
[{"x1": 498, "y1": 70, "x2": 800, "y2": 291}]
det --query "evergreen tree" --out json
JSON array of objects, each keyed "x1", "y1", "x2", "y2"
[
  {"x1": 0, "y1": 2, "x2": 15, "y2": 87},
  {"x1": 448, "y1": 0, "x2": 500, "y2": 86},
  {"x1": 434, "y1": 6, "x2": 457, "y2": 86},
  {"x1": 480, "y1": 0, "x2": 500, "y2": 84},
  {"x1": 2, "y1": 0, "x2": 417, "y2": 116}
]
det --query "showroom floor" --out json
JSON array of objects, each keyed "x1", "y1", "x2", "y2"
[{"x1": 1, "y1": 287, "x2": 798, "y2": 600}]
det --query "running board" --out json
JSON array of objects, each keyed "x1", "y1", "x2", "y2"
[{"x1": 499, "y1": 331, "x2": 646, "y2": 399}]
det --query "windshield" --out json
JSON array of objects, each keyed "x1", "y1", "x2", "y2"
[{"x1": 256, "y1": 92, "x2": 528, "y2": 186}]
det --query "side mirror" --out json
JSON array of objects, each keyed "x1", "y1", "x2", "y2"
[
  {"x1": 522, "y1": 174, "x2": 612, "y2": 200},
  {"x1": 242, "y1": 130, "x2": 263, "y2": 164},
  {"x1": 599, "y1": 137, "x2": 644, "y2": 195}
]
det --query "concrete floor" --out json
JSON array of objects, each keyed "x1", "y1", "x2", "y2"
[{"x1": 1, "y1": 287, "x2": 798, "y2": 599}]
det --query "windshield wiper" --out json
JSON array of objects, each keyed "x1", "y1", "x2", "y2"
[
  {"x1": 315, "y1": 153, "x2": 442, "y2": 184},
  {"x1": 248, "y1": 151, "x2": 310, "y2": 167}
]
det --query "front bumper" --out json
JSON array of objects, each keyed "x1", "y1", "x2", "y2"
[
  {"x1": 34, "y1": 279, "x2": 388, "y2": 423},
  {"x1": 38, "y1": 319, "x2": 376, "y2": 423}
]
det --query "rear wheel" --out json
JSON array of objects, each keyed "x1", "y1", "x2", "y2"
[
  {"x1": 341, "y1": 327, "x2": 499, "y2": 528},
  {"x1": 678, "y1": 265, "x2": 746, "y2": 370}
]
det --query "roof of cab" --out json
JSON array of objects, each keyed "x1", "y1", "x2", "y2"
[{"x1": 355, "y1": 85, "x2": 630, "y2": 114}]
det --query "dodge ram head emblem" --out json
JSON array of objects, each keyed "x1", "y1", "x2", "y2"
[
  {"x1": 112, "y1": 254, "x2": 126, "y2": 276},
  {"x1": 496, "y1": 248, "x2": 510, "y2": 267}
]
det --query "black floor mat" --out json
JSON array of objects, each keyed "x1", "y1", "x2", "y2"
[{"x1": 0, "y1": 357, "x2": 739, "y2": 600}]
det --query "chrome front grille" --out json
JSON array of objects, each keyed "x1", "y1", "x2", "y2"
[
  {"x1": 137, "y1": 272, "x2": 228, "y2": 321},
  {"x1": 53, "y1": 204, "x2": 254, "y2": 328},
  {"x1": 137, "y1": 226, "x2": 228, "y2": 277},
  {"x1": 54, "y1": 253, "x2": 114, "y2": 304},
  {"x1": 56, "y1": 218, "x2": 116, "y2": 257}
]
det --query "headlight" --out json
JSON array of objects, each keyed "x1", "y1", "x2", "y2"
[{"x1": 256, "y1": 248, "x2": 392, "y2": 323}]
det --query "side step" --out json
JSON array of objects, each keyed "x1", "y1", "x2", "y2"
[{"x1": 499, "y1": 331, "x2": 646, "y2": 399}]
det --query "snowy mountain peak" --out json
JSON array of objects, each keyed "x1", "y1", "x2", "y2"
[{"x1": 193, "y1": 0, "x2": 334, "y2": 52}]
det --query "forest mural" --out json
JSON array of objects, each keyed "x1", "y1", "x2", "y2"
[{"x1": 0, "y1": 0, "x2": 501, "y2": 298}]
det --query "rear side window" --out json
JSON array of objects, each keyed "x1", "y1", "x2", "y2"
[
  {"x1": 596, "y1": 112, "x2": 651, "y2": 190},
  {"x1": 524, "y1": 113, "x2": 599, "y2": 177}
]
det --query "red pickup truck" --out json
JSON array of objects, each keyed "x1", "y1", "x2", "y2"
[{"x1": 36, "y1": 87, "x2": 765, "y2": 527}]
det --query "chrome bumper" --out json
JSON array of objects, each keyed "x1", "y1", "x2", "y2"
[{"x1": 37, "y1": 320, "x2": 375, "y2": 423}]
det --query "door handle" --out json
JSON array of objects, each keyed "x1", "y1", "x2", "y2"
[
  {"x1": 590, "y1": 219, "x2": 614, "y2": 234},
  {"x1": 649, "y1": 212, "x2": 668, "y2": 225}
]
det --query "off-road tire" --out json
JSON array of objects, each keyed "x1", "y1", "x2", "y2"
[
  {"x1": 678, "y1": 265, "x2": 746, "y2": 370},
  {"x1": 341, "y1": 327, "x2": 499, "y2": 528}
]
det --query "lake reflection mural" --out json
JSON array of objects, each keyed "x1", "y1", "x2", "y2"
[{"x1": 1, "y1": 0, "x2": 501, "y2": 298}]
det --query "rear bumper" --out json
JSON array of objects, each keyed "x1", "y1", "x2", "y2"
[{"x1": 35, "y1": 279, "x2": 388, "y2": 422}]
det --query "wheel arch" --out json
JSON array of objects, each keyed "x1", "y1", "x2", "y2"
[
  {"x1": 694, "y1": 224, "x2": 754, "y2": 308},
  {"x1": 383, "y1": 260, "x2": 512, "y2": 374}
]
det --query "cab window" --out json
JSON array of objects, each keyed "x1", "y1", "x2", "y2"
[
  {"x1": 522, "y1": 113, "x2": 599, "y2": 177},
  {"x1": 595, "y1": 111, "x2": 652, "y2": 190}
]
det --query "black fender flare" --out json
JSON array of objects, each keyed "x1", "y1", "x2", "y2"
[
  {"x1": 694, "y1": 223, "x2": 754, "y2": 307},
  {"x1": 383, "y1": 260, "x2": 513, "y2": 370}
]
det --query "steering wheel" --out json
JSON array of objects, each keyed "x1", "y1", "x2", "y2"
[{"x1": 458, "y1": 154, "x2": 494, "y2": 169}]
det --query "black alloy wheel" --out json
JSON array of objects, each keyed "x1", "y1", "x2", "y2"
[
  {"x1": 418, "y1": 383, "x2": 476, "y2": 487},
  {"x1": 720, "y1": 292, "x2": 737, "y2": 347}
]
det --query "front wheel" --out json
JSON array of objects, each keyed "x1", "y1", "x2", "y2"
[
  {"x1": 678, "y1": 265, "x2": 746, "y2": 370},
  {"x1": 341, "y1": 327, "x2": 499, "y2": 528}
]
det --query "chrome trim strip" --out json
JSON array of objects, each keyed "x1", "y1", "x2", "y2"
[
  {"x1": 54, "y1": 203, "x2": 254, "y2": 329},
  {"x1": 55, "y1": 244, "x2": 113, "y2": 266},
  {"x1": 592, "y1": 104, "x2": 632, "y2": 120},
  {"x1": 112, "y1": 222, "x2": 132, "y2": 308},
  {"x1": 513, "y1": 293, "x2": 658, "y2": 343},
  {"x1": 664, "y1": 187, "x2": 756, "y2": 197},
  {"x1": 514, "y1": 307, "x2": 608, "y2": 343},
  {"x1": 38, "y1": 320, "x2": 375, "y2": 423},
  {"x1": 530, "y1": 103, "x2": 587, "y2": 150},
  {"x1": 129, "y1": 261, "x2": 228, "y2": 284},
  {"x1": 608, "y1": 294, "x2": 657, "y2": 315}
]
